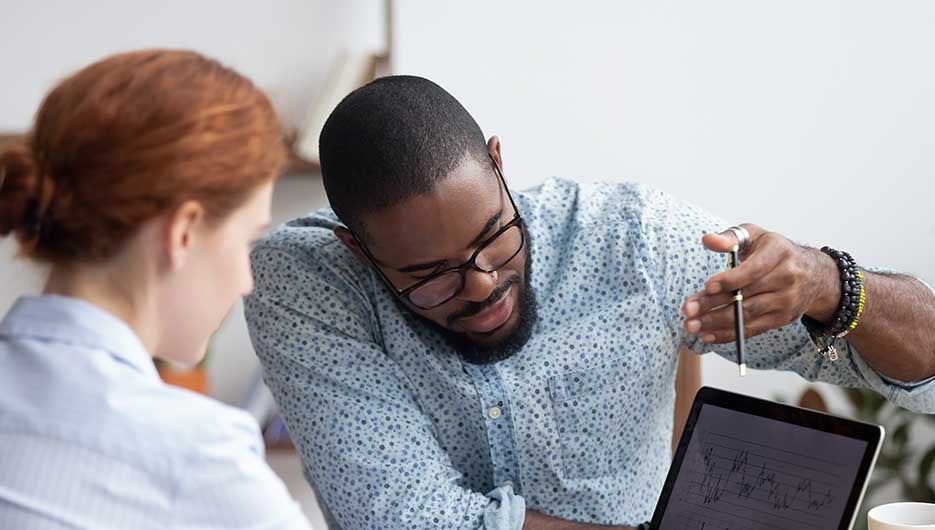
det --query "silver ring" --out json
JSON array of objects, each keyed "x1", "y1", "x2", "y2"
[{"x1": 727, "y1": 225, "x2": 750, "y2": 251}]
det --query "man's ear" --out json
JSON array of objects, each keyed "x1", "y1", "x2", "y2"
[
  {"x1": 165, "y1": 200, "x2": 205, "y2": 272},
  {"x1": 334, "y1": 226, "x2": 370, "y2": 266},
  {"x1": 487, "y1": 135, "x2": 503, "y2": 171}
]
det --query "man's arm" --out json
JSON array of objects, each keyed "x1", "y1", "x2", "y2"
[
  {"x1": 523, "y1": 510, "x2": 636, "y2": 530},
  {"x1": 813, "y1": 269, "x2": 935, "y2": 382},
  {"x1": 683, "y1": 225, "x2": 935, "y2": 382}
]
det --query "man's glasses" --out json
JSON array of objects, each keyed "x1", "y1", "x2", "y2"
[{"x1": 352, "y1": 158, "x2": 525, "y2": 310}]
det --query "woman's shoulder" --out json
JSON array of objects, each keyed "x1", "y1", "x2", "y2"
[{"x1": 132, "y1": 382, "x2": 265, "y2": 458}]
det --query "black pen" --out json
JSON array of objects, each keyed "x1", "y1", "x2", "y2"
[{"x1": 728, "y1": 244, "x2": 746, "y2": 376}]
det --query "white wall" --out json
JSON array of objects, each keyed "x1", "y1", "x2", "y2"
[
  {"x1": 0, "y1": 0, "x2": 386, "y2": 131},
  {"x1": 0, "y1": 0, "x2": 373, "y2": 404},
  {"x1": 394, "y1": 0, "x2": 935, "y2": 408}
]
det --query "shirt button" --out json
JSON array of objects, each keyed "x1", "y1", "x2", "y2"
[
  {"x1": 488, "y1": 406, "x2": 502, "y2": 419},
  {"x1": 502, "y1": 480, "x2": 514, "y2": 489}
]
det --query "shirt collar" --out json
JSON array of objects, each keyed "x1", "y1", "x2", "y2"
[{"x1": 0, "y1": 294, "x2": 159, "y2": 380}]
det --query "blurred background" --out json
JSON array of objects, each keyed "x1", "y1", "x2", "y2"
[{"x1": 1, "y1": 1, "x2": 932, "y2": 527}]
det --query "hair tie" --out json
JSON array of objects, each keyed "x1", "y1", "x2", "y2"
[
  {"x1": 22, "y1": 201, "x2": 44, "y2": 238},
  {"x1": 22, "y1": 198, "x2": 54, "y2": 243}
]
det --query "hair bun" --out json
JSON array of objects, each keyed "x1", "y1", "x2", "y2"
[{"x1": 0, "y1": 142, "x2": 44, "y2": 238}]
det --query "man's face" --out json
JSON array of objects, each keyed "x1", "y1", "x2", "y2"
[{"x1": 346, "y1": 153, "x2": 536, "y2": 362}]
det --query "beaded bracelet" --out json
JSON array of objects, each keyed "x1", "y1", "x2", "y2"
[{"x1": 801, "y1": 247, "x2": 866, "y2": 360}]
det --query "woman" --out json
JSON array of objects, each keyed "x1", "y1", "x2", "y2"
[{"x1": 0, "y1": 50, "x2": 311, "y2": 530}]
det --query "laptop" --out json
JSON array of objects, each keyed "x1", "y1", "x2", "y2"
[{"x1": 650, "y1": 386, "x2": 884, "y2": 530}]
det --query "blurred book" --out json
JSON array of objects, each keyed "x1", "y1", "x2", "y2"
[
  {"x1": 239, "y1": 368, "x2": 295, "y2": 449},
  {"x1": 295, "y1": 50, "x2": 379, "y2": 165},
  {"x1": 263, "y1": 413, "x2": 294, "y2": 449},
  {"x1": 239, "y1": 368, "x2": 277, "y2": 426}
]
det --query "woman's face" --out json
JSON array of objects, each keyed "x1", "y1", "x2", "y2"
[{"x1": 157, "y1": 182, "x2": 273, "y2": 365}]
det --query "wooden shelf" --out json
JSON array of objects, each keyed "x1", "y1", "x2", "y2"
[
  {"x1": 0, "y1": 133, "x2": 21, "y2": 151},
  {"x1": 0, "y1": 132, "x2": 318, "y2": 176},
  {"x1": 283, "y1": 129, "x2": 320, "y2": 175}
]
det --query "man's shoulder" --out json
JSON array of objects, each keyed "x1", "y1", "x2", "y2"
[
  {"x1": 251, "y1": 206, "x2": 368, "y2": 281},
  {"x1": 248, "y1": 207, "x2": 375, "y2": 314},
  {"x1": 527, "y1": 177, "x2": 682, "y2": 227},
  {"x1": 254, "y1": 206, "x2": 344, "y2": 260}
]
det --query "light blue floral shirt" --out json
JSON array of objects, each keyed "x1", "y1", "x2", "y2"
[{"x1": 245, "y1": 178, "x2": 935, "y2": 530}]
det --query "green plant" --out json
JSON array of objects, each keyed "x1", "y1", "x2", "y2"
[{"x1": 843, "y1": 387, "x2": 935, "y2": 530}]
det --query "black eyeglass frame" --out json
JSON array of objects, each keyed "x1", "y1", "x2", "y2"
[{"x1": 350, "y1": 156, "x2": 525, "y2": 310}]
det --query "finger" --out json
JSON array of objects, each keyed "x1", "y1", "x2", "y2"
[
  {"x1": 684, "y1": 293, "x2": 784, "y2": 335},
  {"x1": 701, "y1": 223, "x2": 764, "y2": 254},
  {"x1": 684, "y1": 291, "x2": 742, "y2": 319},
  {"x1": 683, "y1": 277, "x2": 783, "y2": 318},
  {"x1": 704, "y1": 239, "x2": 787, "y2": 295},
  {"x1": 698, "y1": 312, "x2": 789, "y2": 344}
]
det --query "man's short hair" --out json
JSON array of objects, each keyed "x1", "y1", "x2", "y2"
[{"x1": 319, "y1": 75, "x2": 490, "y2": 235}]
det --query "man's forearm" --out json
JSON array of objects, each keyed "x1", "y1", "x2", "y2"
[
  {"x1": 523, "y1": 510, "x2": 637, "y2": 530},
  {"x1": 833, "y1": 271, "x2": 935, "y2": 381},
  {"x1": 684, "y1": 227, "x2": 935, "y2": 383}
]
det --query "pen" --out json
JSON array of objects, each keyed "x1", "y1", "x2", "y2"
[{"x1": 729, "y1": 244, "x2": 746, "y2": 376}]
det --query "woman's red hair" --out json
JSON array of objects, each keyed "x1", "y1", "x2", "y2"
[{"x1": 0, "y1": 49, "x2": 286, "y2": 263}]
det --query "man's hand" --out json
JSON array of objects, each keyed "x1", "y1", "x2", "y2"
[{"x1": 681, "y1": 223, "x2": 839, "y2": 344}]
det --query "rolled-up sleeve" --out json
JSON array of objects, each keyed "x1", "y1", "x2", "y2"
[{"x1": 245, "y1": 245, "x2": 525, "y2": 530}]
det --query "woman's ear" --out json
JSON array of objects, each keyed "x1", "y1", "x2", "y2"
[
  {"x1": 165, "y1": 201, "x2": 205, "y2": 271},
  {"x1": 334, "y1": 226, "x2": 370, "y2": 266}
]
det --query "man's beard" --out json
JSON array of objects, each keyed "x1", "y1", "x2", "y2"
[
  {"x1": 431, "y1": 234, "x2": 538, "y2": 364},
  {"x1": 387, "y1": 227, "x2": 539, "y2": 364},
  {"x1": 443, "y1": 260, "x2": 538, "y2": 364}
]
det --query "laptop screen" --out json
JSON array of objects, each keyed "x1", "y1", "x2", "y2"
[{"x1": 657, "y1": 403, "x2": 870, "y2": 530}]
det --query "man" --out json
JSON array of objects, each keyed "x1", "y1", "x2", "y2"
[{"x1": 245, "y1": 76, "x2": 935, "y2": 530}]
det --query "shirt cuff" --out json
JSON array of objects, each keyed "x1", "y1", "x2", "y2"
[
  {"x1": 484, "y1": 485, "x2": 526, "y2": 530},
  {"x1": 846, "y1": 341, "x2": 935, "y2": 413},
  {"x1": 876, "y1": 368, "x2": 935, "y2": 390}
]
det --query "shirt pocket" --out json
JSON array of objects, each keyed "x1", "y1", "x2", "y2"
[{"x1": 548, "y1": 360, "x2": 656, "y2": 479}]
